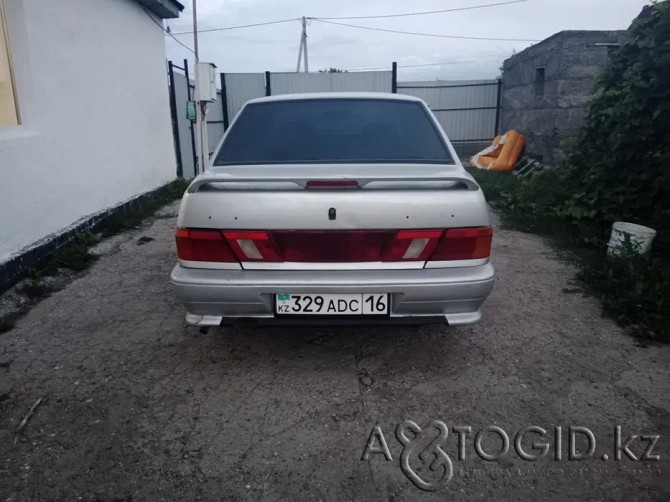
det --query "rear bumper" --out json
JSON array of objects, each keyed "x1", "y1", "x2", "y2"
[{"x1": 170, "y1": 262, "x2": 495, "y2": 327}]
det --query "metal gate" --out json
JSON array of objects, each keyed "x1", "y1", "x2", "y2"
[{"x1": 167, "y1": 60, "x2": 197, "y2": 179}]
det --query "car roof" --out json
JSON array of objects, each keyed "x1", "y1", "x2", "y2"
[{"x1": 245, "y1": 92, "x2": 425, "y2": 105}]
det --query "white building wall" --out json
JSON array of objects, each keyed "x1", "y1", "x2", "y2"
[{"x1": 0, "y1": 0, "x2": 176, "y2": 263}]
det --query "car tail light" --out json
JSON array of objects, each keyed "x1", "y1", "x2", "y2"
[
  {"x1": 382, "y1": 230, "x2": 443, "y2": 261},
  {"x1": 429, "y1": 226, "x2": 493, "y2": 261},
  {"x1": 222, "y1": 231, "x2": 282, "y2": 262},
  {"x1": 176, "y1": 227, "x2": 492, "y2": 264},
  {"x1": 175, "y1": 228, "x2": 237, "y2": 262}
]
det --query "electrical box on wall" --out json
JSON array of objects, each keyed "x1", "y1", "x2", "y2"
[{"x1": 195, "y1": 62, "x2": 217, "y2": 102}]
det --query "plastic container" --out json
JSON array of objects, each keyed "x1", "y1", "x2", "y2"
[{"x1": 607, "y1": 222, "x2": 657, "y2": 256}]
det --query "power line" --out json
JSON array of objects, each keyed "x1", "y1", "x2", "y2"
[
  {"x1": 143, "y1": 7, "x2": 195, "y2": 54},
  {"x1": 313, "y1": 0, "x2": 530, "y2": 20},
  {"x1": 312, "y1": 19, "x2": 540, "y2": 42},
  {"x1": 170, "y1": 18, "x2": 299, "y2": 35},
  {"x1": 348, "y1": 57, "x2": 504, "y2": 71},
  {"x1": 165, "y1": 0, "x2": 532, "y2": 36},
  {"x1": 268, "y1": 57, "x2": 504, "y2": 73}
]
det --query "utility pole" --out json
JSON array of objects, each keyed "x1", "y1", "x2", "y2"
[
  {"x1": 192, "y1": 0, "x2": 199, "y2": 61},
  {"x1": 295, "y1": 16, "x2": 309, "y2": 73},
  {"x1": 192, "y1": 0, "x2": 209, "y2": 175},
  {"x1": 302, "y1": 17, "x2": 308, "y2": 73}
]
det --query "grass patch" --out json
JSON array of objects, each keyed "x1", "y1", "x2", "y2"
[
  {"x1": 15, "y1": 280, "x2": 48, "y2": 299},
  {"x1": 100, "y1": 178, "x2": 189, "y2": 236},
  {"x1": 578, "y1": 253, "x2": 669, "y2": 340},
  {"x1": 42, "y1": 233, "x2": 100, "y2": 275},
  {"x1": 471, "y1": 168, "x2": 669, "y2": 343}
]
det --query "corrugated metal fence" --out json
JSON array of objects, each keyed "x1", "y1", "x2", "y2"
[
  {"x1": 269, "y1": 71, "x2": 392, "y2": 96},
  {"x1": 220, "y1": 71, "x2": 393, "y2": 129},
  {"x1": 397, "y1": 79, "x2": 501, "y2": 157},
  {"x1": 220, "y1": 73, "x2": 266, "y2": 127},
  {"x1": 168, "y1": 62, "x2": 502, "y2": 176}
]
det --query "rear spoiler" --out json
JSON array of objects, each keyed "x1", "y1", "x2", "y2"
[{"x1": 187, "y1": 173, "x2": 480, "y2": 192}]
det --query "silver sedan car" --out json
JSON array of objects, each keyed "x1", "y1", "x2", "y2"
[{"x1": 171, "y1": 93, "x2": 494, "y2": 327}]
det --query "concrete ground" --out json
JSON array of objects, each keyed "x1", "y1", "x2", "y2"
[{"x1": 0, "y1": 201, "x2": 668, "y2": 501}]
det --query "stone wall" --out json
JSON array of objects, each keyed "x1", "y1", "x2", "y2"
[{"x1": 501, "y1": 30, "x2": 623, "y2": 165}]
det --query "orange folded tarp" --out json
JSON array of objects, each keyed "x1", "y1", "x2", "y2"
[{"x1": 470, "y1": 130, "x2": 526, "y2": 171}]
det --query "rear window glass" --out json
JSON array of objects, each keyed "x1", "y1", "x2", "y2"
[{"x1": 213, "y1": 99, "x2": 454, "y2": 165}]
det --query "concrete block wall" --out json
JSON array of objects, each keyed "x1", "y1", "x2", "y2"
[{"x1": 500, "y1": 30, "x2": 623, "y2": 165}]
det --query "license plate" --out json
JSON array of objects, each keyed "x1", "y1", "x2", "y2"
[{"x1": 275, "y1": 294, "x2": 389, "y2": 315}]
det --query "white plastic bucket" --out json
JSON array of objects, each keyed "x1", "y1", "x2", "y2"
[{"x1": 607, "y1": 222, "x2": 657, "y2": 256}]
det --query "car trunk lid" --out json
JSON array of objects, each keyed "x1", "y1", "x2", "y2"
[{"x1": 176, "y1": 164, "x2": 491, "y2": 269}]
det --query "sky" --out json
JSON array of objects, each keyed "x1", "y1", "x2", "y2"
[{"x1": 163, "y1": 0, "x2": 650, "y2": 81}]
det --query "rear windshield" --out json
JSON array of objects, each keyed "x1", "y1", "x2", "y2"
[{"x1": 213, "y1": 99, "x2": 454, "y2": 165}]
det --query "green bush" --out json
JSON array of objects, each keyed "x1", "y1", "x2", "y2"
[
  {"x1": 470, "y1": 3, "x2": 670, "y2": 341},
  {"x1": 559, "y1": 2, "x2": 670, "y2": 252}
]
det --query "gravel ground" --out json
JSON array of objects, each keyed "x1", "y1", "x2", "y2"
[{"x1": 0, "y1": 202, "x2": 668, "y2": 501}]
